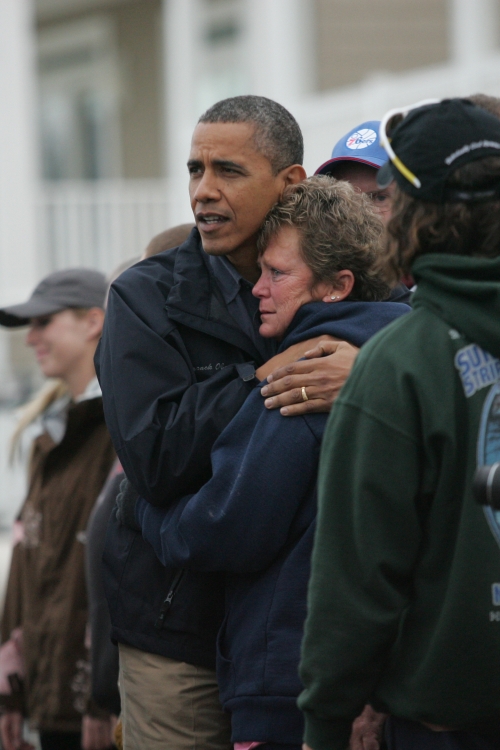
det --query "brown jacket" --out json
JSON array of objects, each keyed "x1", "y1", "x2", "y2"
[{"x1": 1, "y1": 396, "x2": 115, "y2": 732}]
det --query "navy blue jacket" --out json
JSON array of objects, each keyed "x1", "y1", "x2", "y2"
[
  {"x1": 96, "y1": 229, "x2": 263, "y2": 507},
  {"x1": 97, "y1": 230, "x2": 267, "y2": 668},
  {"x1": 136, "y1": 300, "x2": 410, "y2": 744}
]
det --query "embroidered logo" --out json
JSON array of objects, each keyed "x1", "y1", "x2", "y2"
[
  {"x1": 194, "y1": 362, "x2": 225, "y2": 372},
  {"x1": 346, "y1": 129, "x2": 377, "y2": 150},
  {"x1": 445, "y1": 140, "x2": 500, "y2": 166},
  {"x1": 454, "y1": 343, "x2": 500, "y2": 398}
]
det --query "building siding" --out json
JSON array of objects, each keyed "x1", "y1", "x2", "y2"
[{"x1": 315, "y1": 0, "x2": 449, "y2": 90}]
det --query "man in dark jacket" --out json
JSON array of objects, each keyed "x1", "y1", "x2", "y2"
[{"x1": 96, "y1": 95, "x2": 360, "y2": 750}]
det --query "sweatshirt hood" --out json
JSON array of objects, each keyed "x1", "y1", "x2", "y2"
[
  {"x1": 412, "y1": 254, "x2": 500, "y2": 359},
  {"x1": 278, "y1": 299, "x2": 410, "y2": 353}
]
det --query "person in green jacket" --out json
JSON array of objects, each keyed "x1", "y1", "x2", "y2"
[{"x1": 298, "y1": 98, "x2": 500, "y2": 750}]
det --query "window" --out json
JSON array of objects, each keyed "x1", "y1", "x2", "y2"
[
  {"x1": 196, "y1": 0, "x2": 247, "y2": 113},
  {"x1": 38, "y1": 17, "x2": 122, "y2": 179}
]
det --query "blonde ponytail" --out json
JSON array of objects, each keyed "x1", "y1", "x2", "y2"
[{"x1": 10, "y1": 379, "x2": 69, "y2": 462}]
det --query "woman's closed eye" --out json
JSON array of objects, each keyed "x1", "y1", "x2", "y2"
[{"x1": 270, "y1": 267, "x2": 285, "y2": 279}]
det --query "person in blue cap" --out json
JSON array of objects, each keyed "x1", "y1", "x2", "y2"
[{"x1": 315, "y1": 120, "x2": 394, "y2": 224}]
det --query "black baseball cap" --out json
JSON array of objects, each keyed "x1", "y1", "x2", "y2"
[
  {"x1": 377, "y1": 98, "x2": 500, "y2": 202},
  {"x1": 0, "y1": 268, "x2": 107, "y2": 328}
]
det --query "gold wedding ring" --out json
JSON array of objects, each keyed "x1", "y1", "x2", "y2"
[{"x1": 301, "y1": 386, "x2": 309, "y2": 402}]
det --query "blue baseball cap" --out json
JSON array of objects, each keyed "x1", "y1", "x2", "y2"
[{"x1": 315, "y1": 120, "x2": 388, "y2": 176}]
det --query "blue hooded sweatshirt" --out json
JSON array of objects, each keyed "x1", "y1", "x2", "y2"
[{"x1": 136, "y1": 299, "x2": 410, "y2": 745}]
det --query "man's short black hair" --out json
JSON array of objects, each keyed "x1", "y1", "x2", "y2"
[{"x1": 198, "y1": 95, "x2": 304, "y2": 174}]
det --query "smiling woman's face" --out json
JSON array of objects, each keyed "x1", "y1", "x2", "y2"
[
  {"x1": 252, "y1": 226, "x2": 332, "y2": 339},
  {"x1": 25, "y1": 309, "x2": 102, "y2": 381}
]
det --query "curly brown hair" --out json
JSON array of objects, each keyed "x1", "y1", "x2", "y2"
[
  {"x1": 382, "y1": 156, "x2": 500, "y2": 283},
  {"x1": 257, "y1": 175, "x2": 390, "y2": 301}
]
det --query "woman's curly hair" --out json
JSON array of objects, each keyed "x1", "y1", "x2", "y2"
[
  {"x1": 381, "y1": 156, "x2": 500, "y2": 283},
  {"x1": 257, "y1": 175, "x2": 390, "y2": 301}
]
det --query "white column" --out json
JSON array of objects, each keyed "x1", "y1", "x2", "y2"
[
  {"x1": 450, "y1": 0, "x2": 498, "y2": 64},
  {"x1": 0, "y1": 0, "x2": 39, "y2": 305},
  {"x1": 244, "y1": 0, "x2": 315, "y2": 108},
  {"x1": 161, "y1": 0, "x2": 199, "y2": 225}
]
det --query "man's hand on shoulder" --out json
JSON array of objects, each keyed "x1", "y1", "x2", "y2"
[{"x1": 261, "y1": 340, "x2": 359, "y2": 416}]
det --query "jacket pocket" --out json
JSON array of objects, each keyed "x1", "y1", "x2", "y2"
[{"x1": 156, "y1": 569, "x2": 225, "y2": 639}]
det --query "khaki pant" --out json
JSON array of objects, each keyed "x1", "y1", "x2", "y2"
[{"x1": 118, "y1": 643, "x2": 232, "y2": 750}]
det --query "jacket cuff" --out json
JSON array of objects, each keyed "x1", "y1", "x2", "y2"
[
  {"x1": 303, "y1": 711, "x2": 353, "y2": 750},
  {"x1": 235, "y1": 362, "x2": 256, "y2": 382}
]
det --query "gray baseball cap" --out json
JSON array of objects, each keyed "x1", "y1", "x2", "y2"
[{"x1": 0, "y1": 268, "x2": 107, "y2": 328}]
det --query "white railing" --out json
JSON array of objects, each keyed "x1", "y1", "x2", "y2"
[{"x1": 37, "y1": 179, "x2": 185, "y2": 276}]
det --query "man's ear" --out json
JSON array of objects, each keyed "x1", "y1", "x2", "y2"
[
  {"x1": 321, "y1": 270, "x2": 355, "y2": 302},
  {"x1": 85, "y1": 308, "x2": 105, "y2": 342},
  {"x1": 281, "y1": 164, "x2": 307, "y2": 187}
]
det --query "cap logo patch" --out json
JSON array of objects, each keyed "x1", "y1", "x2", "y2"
[
  {"x1": 346, "y1": 129, "x2": 377, "y2": 150},
  {"x1": 445, "y1": 140, "x2": 500, "y2": 166}
]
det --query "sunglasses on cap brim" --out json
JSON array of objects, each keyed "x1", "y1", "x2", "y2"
[{"x1": 379, "y1": 99, "x2": 440, "y2": 188}]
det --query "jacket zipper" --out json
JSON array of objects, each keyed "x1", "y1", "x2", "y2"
[{"x1": 154, "y1": 570, "x2": 185, "y2": 629}]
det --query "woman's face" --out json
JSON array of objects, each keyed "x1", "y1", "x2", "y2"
[
  {"x1": 25, "y1": 309, "x2": 101, "y2": 381},
  {"x1": 252, "y1": 226, "x2": 332, "y2": 339}
]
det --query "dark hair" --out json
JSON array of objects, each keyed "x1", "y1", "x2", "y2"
[
  {"x1": 382, "y1": 156, "x2": 500, "y2": 282},
  {"x1": 257, "y1": 175, "x2": 390, "y2": 301},
  {"x1": 467, "y1": 93, "x2": 500, "y2": 120},
  {"x1": 198, "y1": 95, "x2": 304, "y2": 174}
]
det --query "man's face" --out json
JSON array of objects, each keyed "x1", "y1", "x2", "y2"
[
  {"x1": 329, "y1": 162, "x2": 395, "y2": 224},
  {"x1": 188, "y1": 122, "x2": 289, "y2": 259}
]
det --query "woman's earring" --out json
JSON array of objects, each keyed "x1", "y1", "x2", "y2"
[{"x1": 330, "y1": 295, "x2": 339, "y2": 301}]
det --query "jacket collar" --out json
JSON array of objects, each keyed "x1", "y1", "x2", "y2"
[
  {"x1": 279, "y1": 299, "x2": 410, "y2": 352},
  {"x1": 165, "y1": 229, "x2": 264, "y2": 364},
  {"x1": 28, "y1": 377, "x2": 103, "y2": 447}
]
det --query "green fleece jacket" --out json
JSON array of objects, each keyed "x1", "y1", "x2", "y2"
[{"x1": 298, "y1": 253, "x2": 500, "y2": 750}]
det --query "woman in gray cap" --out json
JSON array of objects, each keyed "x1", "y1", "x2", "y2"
[{"x1": 0, "y1": 269, "x2": 116, "y2": 750}]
